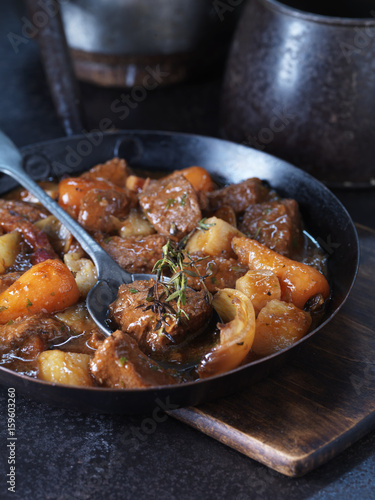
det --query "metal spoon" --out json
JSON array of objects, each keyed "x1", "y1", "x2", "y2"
[{"x1": 0, "y1": 131, "x2": 204, "y2": 337}]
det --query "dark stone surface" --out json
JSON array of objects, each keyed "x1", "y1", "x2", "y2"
[
  {"x1": 1, "y1": 385, "x2": 375, "y2": 500},
  {"x1": 1, "y1": 1, "x2": 375, "y2": 499}
]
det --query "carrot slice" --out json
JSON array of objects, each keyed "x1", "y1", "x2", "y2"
[
  {"x1": 232, "y1": 237, "x2": 330, "y2": 309},
  {"x1": 178, "y1": 166, "x2": 214, "y2": 192},
  {"x1": 0, "y1": 259, "x2": 80, "y2": 324},
  {"x1": 58, "y1": 177, "x2": 122, "y2": 217}
]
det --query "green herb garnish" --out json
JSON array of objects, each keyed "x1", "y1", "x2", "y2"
[
  {"x1": 26, "y1": 299, "x2": 33, "y2": 309},
  {"x1": 166, "y1": 198, "x2": 176, "y2": 209},
  {"x1": 197, "y1": 218, "x2": 216, "y2": 231},
  {"x1": 230, "y1": 264, "x2": 245, "y2": 273},
  {"x1": 147, "y1": 239, "x2": 212, "y2": 335}
]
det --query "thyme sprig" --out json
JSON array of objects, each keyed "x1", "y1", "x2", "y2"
[
  {"x1": 153, "y1": 240, "x2": 189, "y2": 322},
  {"x1": 141, "y1": 217, "x2": 216, "y2": 337},
  {"x1": 197, "y1": 218, "x2": 216, "y2": 231},
  {"x1": 146, "y1": 238, "x2": 213, "y2": 337}
]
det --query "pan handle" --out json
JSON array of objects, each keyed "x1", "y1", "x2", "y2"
[{"x1": 25, "y1": 0, "x2": 85, "y2": 136}]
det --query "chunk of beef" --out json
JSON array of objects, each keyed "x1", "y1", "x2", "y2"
[
  {"x1": 184, "y1": 253, "x2": 248, "y2": 292},
  {"x1": 207, "y1": 178, "x2": 270, "y2": 214},
  {"x1": 0, "y1": 200, "x2": 48, "y2": 223},
  {"x1": 139, "y1": 175, "x2": 201, "y2": 240},
  {"x1": 109, "y1": 279, "x2": 212, "y2": 355},
  {"x1": 239, "y1": 199, "x2": 303, "y2": 257},
  {"x1": 0, "y1": 315, "x2": 72, "y2": 357},
  {"x1": 212, "y1": 205, "x2": 237, "y2": 227},
  {"x1": 78, "y1": 188, "x2": 136, "y2": 233},
  {"x1": 98, "y1": 234, "x2": 167, "y2": 273},
  {"x1": 196, "y1": 190, "x2": 209, "y2": 212},
  {"x1": 0, "y1": 272, "x2": 23, "y2": 294},
  {"x1": 81, "y1": 158, "x2": 130, "y2": 187},
  {"x1": 90, "y1": 330, "x2": 179, "y2": 388}
]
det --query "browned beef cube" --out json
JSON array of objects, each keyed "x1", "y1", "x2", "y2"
[
  {"x1": 90, "y1": 330, "x2": 178, "y2": 388},
  {"x1": 81, "y1": 158, "x2": 130, "y2": 187},
  {"x1": 184, "y1": 253, "x2": 248, "y2": 292},
  {"x1": 98, "y1": 234, "x2": 168, "y2": 274},
  {"x1": 78, "y1": 188, "x2": 135, "y2": 233},
  {"x1": 207, "y1": 178, "x2": 270, "y2": 214},
  {"x1": 239, "y1": 199, "x2": 303, "y2": 257},
  {"x1": 139, "y1": 175, "x2": 201, "y2": 240},
  {"x1": 0, "y1": 200, "x2": 48, "y2": 223},
  {"x1": 109, "y1": 279, "x2": 212, "y2": 355},
  {"x1": 212, "y1": 205, "x2": 237, "y2": 227},
  {"x1": 0, "y1": 315, "x2": 72, "y2": 357}
]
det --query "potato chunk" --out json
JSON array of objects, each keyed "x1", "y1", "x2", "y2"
[
  {"x1": 185, "y1": 217, "x2": 244, "y2": 258},
  {"x1": 0, "y1": 232, "x2": 21, "y2": 274},
  {"x1": 119, "y1": 209, "x2": 155, "y2": 238},
  {"x1": 236, "y1": 270, "x2": 281, "y2": 316},
  {"x1": 253, "y1": 300, "x2": 312, "y2": 357},
  {"x1": 37, "y1": 350, "x2": 93, "y2": 386},
  {"x1": 64, "y1": 252, "x2": 97, "y2": 298}
]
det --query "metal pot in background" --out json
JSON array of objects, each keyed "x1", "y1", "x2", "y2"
[
  {"x1": 221, "y1": 0, "x2": 375, "y2": 186},
  {"x1": 60, "y1": 0, "x2": 244, "y2": 88}
]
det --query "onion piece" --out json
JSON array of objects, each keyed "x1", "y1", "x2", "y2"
[{"x1": 198, "y1": 288, "x2": 255, "y2": 378}]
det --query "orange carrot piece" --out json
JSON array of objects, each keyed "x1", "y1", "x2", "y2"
[
  {"x1": 58, "y1": 177, "x2": 122, "y2": 217},
  {"x1": 232, "y1": 237, "x2": 330, "y2": 309},
  {"x1": 0, "y1": 259, "x2": 80, "y2": 324},
  {"x1": 178, "y1": 166, "x2": 214, "y2": 192}
]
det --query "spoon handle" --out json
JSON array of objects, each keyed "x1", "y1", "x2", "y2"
[{"x1": 0, "y1": 131, "x2": 131, "y2": 281}]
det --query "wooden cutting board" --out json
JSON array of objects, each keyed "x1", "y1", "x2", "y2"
[{"x1": 170, "y1": 224, "x2": 375, "y2": 477}]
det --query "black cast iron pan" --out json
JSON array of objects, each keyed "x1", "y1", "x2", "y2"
[
  {"x1": 0, "y1": 130, "x2": 359, "y2": 414},
  {"x1": 0, "y1": 3, "x2": 359, "y2": 413}
]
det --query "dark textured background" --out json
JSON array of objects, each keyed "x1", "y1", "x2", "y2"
[{"x1": 0, "y1": 1, "x2": 374, "y2": 499}]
